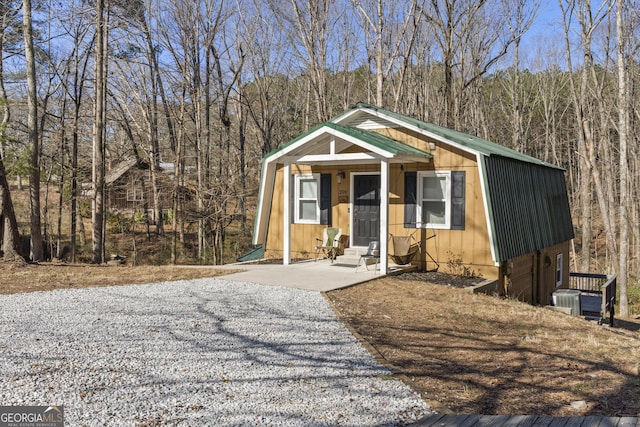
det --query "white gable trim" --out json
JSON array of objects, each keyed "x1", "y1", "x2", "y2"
[
  {"x1": 262, "y1": 127, "x2": 329, "y2": 163},
  {"x1": 477, "y1": 153, "x2": 498, "y2": 264},
  {"x1": 265, "y1": 125, "x2": 410, "y2": 164},
  {"x1": 334, "y1": 106, "x2": 482, "y2": 158},
  {"x1": 252, "y1": 160, "x2": 276, "y2": 246}
]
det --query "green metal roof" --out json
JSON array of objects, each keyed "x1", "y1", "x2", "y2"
[
  {"x1": 263, "y1": 121, "x2": 433, "y2": 161},
  {"x1": 482, "y1": 156, "x2": 574, "y2": 262},
  {"x1": 236, "y1": 245, "x2": 265, "y2": 263},
  {"x1": 342, "y1": 103, "x2": 562, "y2": 170}
]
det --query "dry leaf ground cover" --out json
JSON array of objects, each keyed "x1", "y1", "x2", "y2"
[
  {"x1": 326, "y1": 276, "x2": 640, "y2": 417},
  {"x1": 0, "y1": 261, "x2": 235, "y2": 294}
]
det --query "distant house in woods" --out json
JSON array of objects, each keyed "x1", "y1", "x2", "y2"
[
  {"x1": 252, "y1": 103, "x2": 575, "y2": 305},
  {"x1": 104, "y1": 158, "x2": 194, "y2": 223}
]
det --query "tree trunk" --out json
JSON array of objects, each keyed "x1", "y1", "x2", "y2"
[
  {"x1": 0, "y1": 5, "x2": 22, "y2": 262},
  {"x1": 0, "y1": 157, "x2": 22, "y2": 261},
  {"x1": 23, "y1": 0, "x2": 43, "y2": 262},
  {"x1": 92, "y1": 0, "x2": 108, "y2": 264},
  {"x1": 616, "y1": 0, "x2": 629, "y2": 317},
  {"x1": 55, "y1": 98, "x2": 67, "y2": 260},
  {"x1": 142, "y1": 16, "x2": 162, "y2": 235},
  {"x1": 69, "y1": 38, "x2": 92, "y2": 263}
]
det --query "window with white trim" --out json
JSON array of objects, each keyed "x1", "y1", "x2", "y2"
[
  {"x1": 294, "y1": 174, "x2": 320, "y2": 224},
  {"x1": 555, "y1": 253, "x2": 563, "y2": 287},
  {"x1": 417, "y1": 171, "x2": 451, "y2": 229}
]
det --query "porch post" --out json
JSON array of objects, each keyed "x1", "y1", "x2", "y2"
[
  {"x1": 283, "y1": 163, "x2": 291, "y2": 265},
  {"x1": 380, "y1": 159, "x2": 389, "y2": 274}
]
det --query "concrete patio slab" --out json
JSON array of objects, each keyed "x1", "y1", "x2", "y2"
[{"x1": 203, "y1": 259, "x2": 413, "y2": 292}]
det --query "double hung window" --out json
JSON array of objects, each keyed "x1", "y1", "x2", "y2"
[
  {"x1": 404, "y1": 170, "x2": 465, "y2": 230},
  {"x1": 294, "y1": 174, "x2": 320, "y2": 224},
  {"x1": 417, "y1": 171, "x2": 451, "y2": 229}
]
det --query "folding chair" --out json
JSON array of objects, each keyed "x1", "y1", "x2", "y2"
[
  {"x1": 314, "y1": 227, "x2": 343, "y2": 262},
  {"x1": 355, "y1": 241, "x2": 380, "y2": 273}
]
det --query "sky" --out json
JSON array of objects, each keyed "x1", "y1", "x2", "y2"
[
  {"x1": 525, "y1": 1, "x2": 565, "y2": 46},
  {"x1": 521, "y1": 0, "x2": 615, "y2": 70}
]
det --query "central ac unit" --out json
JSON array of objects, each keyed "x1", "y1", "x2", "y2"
[{"x1": 552, "y1": 289, "x2": 582, "y2": 316}]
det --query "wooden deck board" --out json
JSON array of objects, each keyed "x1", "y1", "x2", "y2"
[{"x1": 408, "y1": 415, "x2": 640, "y2": 427}]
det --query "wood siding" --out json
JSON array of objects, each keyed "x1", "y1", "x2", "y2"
[{"x1": 498, "y1": 240, "x2": 571, "y2": 305}]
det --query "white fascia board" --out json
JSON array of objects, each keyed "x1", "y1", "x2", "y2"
[
  {"x1": 263, "y1": 127, "x2": 329, "y2": 163},
  {"x1": 283, "y1": 153, "x2": 431, "y2": 166},
  {"x1": 331, "y1": 108, "x2": 360, "y2": 124},
  {"x1": 284, "y1": 152, "x2": 382, "y2": 164},
  {"x1": 252, "y1": 160, "x2": 277, "y2": 246},
  {"x1": 476, "y1": 152, "x2": 498, "y2": 263},
  {"x1": 274, "y1": 126, "x2": 404, "y2": 163},
  {"x1": 266, "y1": 125, "x2": 395, "y2": 164},
  {"x1": 325, "y1": 126, "x2": 398, "y2": 158},
  {"x1": 344, "y1": 106, "x2": 482, "y2": 158}
]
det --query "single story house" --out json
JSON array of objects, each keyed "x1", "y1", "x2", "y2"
[{"x1": 252, "y1": 103, "x2": 574, "y2": 305}]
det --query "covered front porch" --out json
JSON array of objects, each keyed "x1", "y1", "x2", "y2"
[{"x1": 254, "y1": 122, "x2": 434, "y2": 275}]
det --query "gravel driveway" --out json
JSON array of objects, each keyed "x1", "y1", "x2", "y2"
[{"x1": 0, "y1": 278, "x2": 431, "y2": 426}]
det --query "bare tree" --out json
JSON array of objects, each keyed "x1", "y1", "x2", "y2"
[
  {"x1": 422, "y1": 0, "x2": 536, "y2": 129},
  {"x1": 267, "y1": 0, "x2": 333, "y2": 124},
  {"x1": 0, "y1": 0, "x2": 22, "y2": 261},
  {"x1": 66, "y1": 10, "x2": 94, "y2": 263},
  {"x1": 92, "y1": 0, "x2": 109, "y2": 263},
  {"x1": 351, "y1": 0, "x2": 421, "y2": 108},
  {"x1": 239, "y1": 0, "x2": 300, "y2": 156},
  {"x1": 616, "y1": 0, "x2": 629, "y2": 316},
  {"x1": 23, "y1": 0, "x2": 43, "y2": 261}
]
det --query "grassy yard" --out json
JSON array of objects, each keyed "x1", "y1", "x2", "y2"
[{"x1": 326, "y1": 276, "x2": 640, "y2": 417}]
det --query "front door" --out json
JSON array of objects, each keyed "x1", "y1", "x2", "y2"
[{"x1": 352, "y1": 174, "x2": 380, "y2": 247}]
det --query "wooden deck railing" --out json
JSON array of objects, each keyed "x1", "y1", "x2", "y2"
[{"x1": 569, "y1": 272, "x2": 617, "y2": 326}]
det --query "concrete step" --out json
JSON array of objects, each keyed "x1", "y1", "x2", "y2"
[
  {"x1": 343, "y1": 248, "x2": 367, "y2": 256},
  {"x1": 336, "y1": 250, "x2": 378, "y2": 266},
  {"x1": 335, "y1": 254, "x2": 360, "y2": 265}
]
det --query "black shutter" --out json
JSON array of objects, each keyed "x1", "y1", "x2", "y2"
[
  {"x1": 451, "y1": 171, "x2": 465, "y2": 230},
  {"x1": 404, "y1": 171, "x2": 417, "y2": 228},
  {"x1": 319, "y1": 173, "x2": 332, "y2": 224}
]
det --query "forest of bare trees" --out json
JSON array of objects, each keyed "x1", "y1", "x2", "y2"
[{"x1": 0, "y1": 0, "x2": 638, "y2": 316}]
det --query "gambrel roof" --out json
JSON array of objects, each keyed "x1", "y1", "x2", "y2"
[{"x1": 253, "y1": 104, "x2": 574, "y2": 264}]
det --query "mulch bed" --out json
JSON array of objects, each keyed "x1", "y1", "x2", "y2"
[{"x1": 395, "y1": 271, "x2": 486, "y2": 288}]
